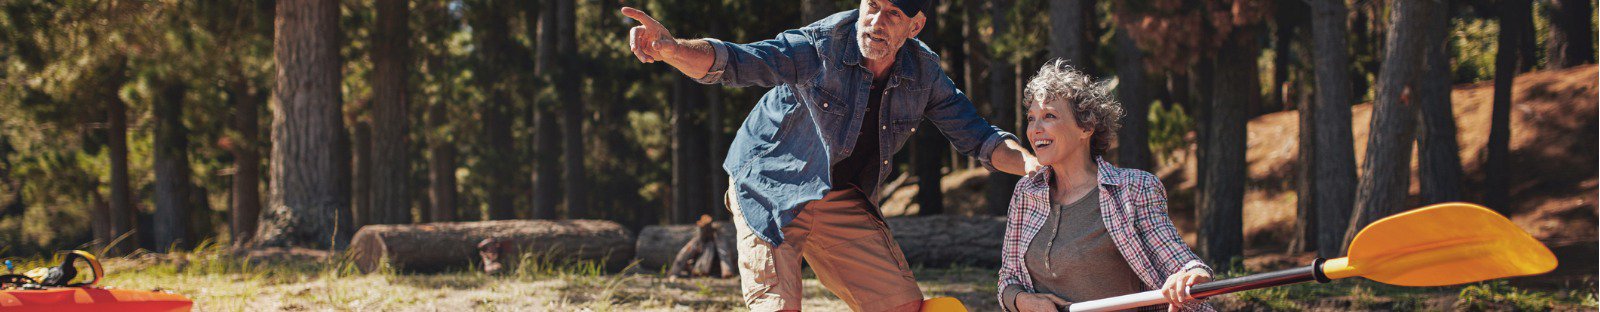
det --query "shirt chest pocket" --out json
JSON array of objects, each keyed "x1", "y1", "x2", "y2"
[{"x1": 806, "y1": 86, "x2": 851, "y2": 147}]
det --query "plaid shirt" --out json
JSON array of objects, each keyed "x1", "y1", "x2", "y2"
[{"x1": 998, "y1": 157, "x2": 1215, "y2": 311}]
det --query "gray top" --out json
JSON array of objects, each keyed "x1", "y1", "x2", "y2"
[{"x1": 1002, "y1": 192, "x2": 1145, "y2": 311}]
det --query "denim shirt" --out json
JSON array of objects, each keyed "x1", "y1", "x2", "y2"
[{"x1": 700, "y1": 10, "x2": 1017, "y2": 246}]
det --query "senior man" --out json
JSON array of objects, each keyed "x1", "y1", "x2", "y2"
[{"x1": 623, "y1": 1, "x2": 1039, "y2": 311}]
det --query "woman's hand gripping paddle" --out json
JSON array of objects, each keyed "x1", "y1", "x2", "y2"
[{"x1": 1067, "y1": 202, "x2": 1558, "y2": 312}]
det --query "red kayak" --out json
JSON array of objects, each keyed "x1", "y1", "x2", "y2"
[
  {"x1": 0, "y1": 287, "x2": 193, "y2": 312},
  {"x1": 0, "y1": 251, "x2": 193, "y2": 311}
]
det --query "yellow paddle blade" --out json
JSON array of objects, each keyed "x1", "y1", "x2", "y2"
[
  {"x1": 1334, "y1": 203, "x2": 1556, "y2": 286},
  {"x1": 920, "y1": 297, "x2": 968, "y2": 312}
]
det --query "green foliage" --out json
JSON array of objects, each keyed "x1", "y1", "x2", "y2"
[
  {"x1": 1146, "y1": 101, "x2": 1192, "y2": 166},
  {"x1": 1451, "y1": 18, "x2": 1500, "y2": 84}
]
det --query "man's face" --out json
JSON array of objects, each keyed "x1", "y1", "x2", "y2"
[{"x1": 856, "y1": 0, "x2": 925, "y2": 62}]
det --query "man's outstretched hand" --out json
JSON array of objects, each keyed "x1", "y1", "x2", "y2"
[{"x1": 622, "y1": 7, "x2": 678, "y2": 63}]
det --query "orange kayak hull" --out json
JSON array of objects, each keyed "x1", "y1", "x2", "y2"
[{"x1": 0, "y1": 288, "x2": 192, "y2": 312}]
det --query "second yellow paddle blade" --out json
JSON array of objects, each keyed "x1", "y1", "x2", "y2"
[{"x1": 1343, "y1": 203, "x2": 1557, "y2": 286}]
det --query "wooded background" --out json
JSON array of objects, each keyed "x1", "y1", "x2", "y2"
[{"x1": 0, "y1": 0, "x2": 1593, "y2": 270}]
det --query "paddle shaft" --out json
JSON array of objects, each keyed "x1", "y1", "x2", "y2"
[{"x1": 1068, "y1": 259, "x2": 1332, "y2": 312}]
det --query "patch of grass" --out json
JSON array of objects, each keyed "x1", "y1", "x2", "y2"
[{"x1": 1457, "y1": 280, "x2": 1588, "y2": 311}]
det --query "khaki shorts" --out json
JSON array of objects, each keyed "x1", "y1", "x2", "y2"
[{"x1": 725, "y1": 185, "x2": 922, "y2": 312}]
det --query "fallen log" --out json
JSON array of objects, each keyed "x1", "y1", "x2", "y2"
[
  {"x1": 887, "y1": 215, "x2": 1005, "y2": 268},
  {"x1": 636, "y1": 215, "x2": 1006, "y2": 270},
  {"x1": 350, "y1": 219, "x2": 634, "y2": 273}
]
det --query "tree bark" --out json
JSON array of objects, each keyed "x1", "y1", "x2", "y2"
[
  {"x1": 421, "y1": 0, "x2": 457, "y2": 222},
  {"x1": 1345, "y1": 0, "x2": 1437, "y2": 250},
  {"x1": 369, "y1": 0, "x2": 413, "y2": 225},
  {"x1": 104, "y1": 59, "x2": 137, "y2": 255},
  {"x1": 471, "y1": 1, "x2": 517, "y2": 220},
  {"x1": 152, "y1": 82, "x2": 192, "y2": 252},
  {"x1": 230, "y1": 76, "x2": 264, "y2": 247},
  {"x1": 1198, "y1": 26, "x2": 1259, "y2": 271},
  {"x1": 1485, "y1": 0, "x2": 1530, "y2": 213},
  {"x1": 259, "y1": 0, "x2": 350, "y2": 249},
  {"x1": 530, "y1": 0, "x2": 562, "y2": 220},
  {"x1": 1049, "y1": 0, "x2": 1087, "y2": 66},
  {"x1": 672, "y1": 78, "x2": 709, "y2": 224},
  {"x1": 1113, "y1": 29, "x2": 1153, "y2": 171},
  {"x1": 349, "y1": 220, "x2": 635, "y2": 273},
  {"x1": 1416, "y1": 1, "x2": 1463, "y2": 205},
  {"x1": 557, "y1": 0, "x2": 586, "y2": 219},
  {"x1": 887, "y1": 215, "x2": 1005, "y2": 267},
  {"x1": 350, "y1": 110, "x2": 371, "y2": 229},
  {"x1": 1307, "y1": 0, "x2": 1358, "y2": 259},
  {"x1": 1293, "y1": 65, "x2": 1318, "y2": 254},
  {"x1": 1270, "y1": 1, "x2": 1308, "y2": 116},
  {"x1": 1546, "y1": 0, "x2": 1596, "y2": 68},
  {"x1": 913, "y1": 121, "x2": 947, "y2": 215},
  {"x1": 985, "y1": 0, "x2": 1019, "y2": 216}
]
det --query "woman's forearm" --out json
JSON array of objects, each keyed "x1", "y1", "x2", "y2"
[{"x1": 1001, "y1": 284, "x2": 1025, "y2": 312}]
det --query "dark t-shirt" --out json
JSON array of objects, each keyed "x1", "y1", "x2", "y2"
[{"x1": 830, "y1": 78, "x2": 890, "y2": 196}]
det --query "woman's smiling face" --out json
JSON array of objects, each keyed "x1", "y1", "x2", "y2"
[{"x1": 1025, "y1": 98, "x2": 1093, "y2": 167}]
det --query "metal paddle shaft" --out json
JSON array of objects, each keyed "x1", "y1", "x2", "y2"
[
  {"x1": 1068, "y1": 203, "x2": 1557, "y2": 312},
  {"x1": 1068, "y1": 259, "x2": 1331, "y2": 311}
]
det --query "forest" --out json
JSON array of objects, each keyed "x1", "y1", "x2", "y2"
[{"x1": 0, "y1": 0, "x2": 1595, "y2": 310}]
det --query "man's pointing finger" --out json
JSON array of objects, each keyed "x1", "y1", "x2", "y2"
[{"x1": 620, "y1": 7, "x2": 665, "y2": 31}]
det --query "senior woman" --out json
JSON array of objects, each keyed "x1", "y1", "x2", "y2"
[{"x1": 997, "y1": 60, "x2": 1215, "y2": 312}]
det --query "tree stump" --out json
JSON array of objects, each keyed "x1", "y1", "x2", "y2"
[
  {"x1": 349, "y1": 219, "x2": 634, "y2": 273},
  {"x1": 635, "y1": 220, "x2": 736, "y2": 272}
]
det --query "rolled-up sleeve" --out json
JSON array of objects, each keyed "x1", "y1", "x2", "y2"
[
  {"x1": 692, "y1": 29, "x2": 822, "y2": 88},
  {"x1": 924, "y1": 69, "x2": 1018, "y2": 172}
]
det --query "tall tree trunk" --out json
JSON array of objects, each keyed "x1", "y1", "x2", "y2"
[
  {"x1": 152, "y1": 83, "x2": 192, "y2": 252},
  {"x1": 472, "y1": 1, "x2": 517, "y2": 220},
  {"x1": 532, "y1": 0, "x2": 562, "y2": 220},
  {"x1": 557, "y1": 0, "x2": 586, "y2": 218},
  {"x1": 1485, "y1": 0, "x2": 1530, "y2": 212},
  {"x1": 1048, "y1": 0, "x2": 1087, "y2": 66},
  {"x1": 912, "y1": 1, "x2": 947, "y2": 216},
  {"x1": 1293, "y1": 73, "x2": 1318, "y2": 254},
  {"x1": 707, "y1": 22, "x2": 728, "y2": 221},
  {"x1": 369, "y1": 0, "x2": 413, "y2": 225},
  {"x1": 259, "y1": 0, "x2": 350, "y2": 248},
  {"x1": 103, "y1": 59, "x2": 137, "y2": 255},
  {"x1": 1546, "y1": 0, "x2": 1596, "y2": 68},
  {"x1": 985, "y1": 0, "x2": 1019, "y2": 216},
  {"x1": 1416, "y1": 0, "x2": 1463, "y2": 205},
  {"x1": 1198, "y1": 26, "x2": 1260, "y2": 271},
  {"x1": 421, "y1": 0, "x2": 457, "y2": 223},
  {"x1": 104, "y1": 125, "x2": 131, "y2": 250},
  {"x1": 1307, "y1": 0, "x2": 1358, "y2": 259},
  {"x1": 1345, "y1": 0, "x2": 1437, "y2": 250},
  {"x1": 1189, "y1": 59, "x2": 1214, "y2": 236},
  {"x1": 1113, "y1": 29, "x2": 1153, "y2": 171},
  {"x1": 229, "y1": 76, "x2": 264, "y2": 246},
  {"x1": 802, "y1": 0, "x2": 834, "y2": 24},
  {"x1": 349, "y1": 103, "x2": 371, "y2": 229},
  {"x1": 672, "y1": 78, "x2": 708, "y2": 224},
  {"x1": 1271, "y1": 1, "x2": 1308, "y2": 116}
]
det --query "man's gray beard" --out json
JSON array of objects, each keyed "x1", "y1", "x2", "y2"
[{"x1": 859, "y1": 43, "x2": 893, "y2": 60}]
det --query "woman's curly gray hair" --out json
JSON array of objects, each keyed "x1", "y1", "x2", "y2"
[{"x1": 1022, "y1": 59, "x2": 1124, "y2": 157}]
